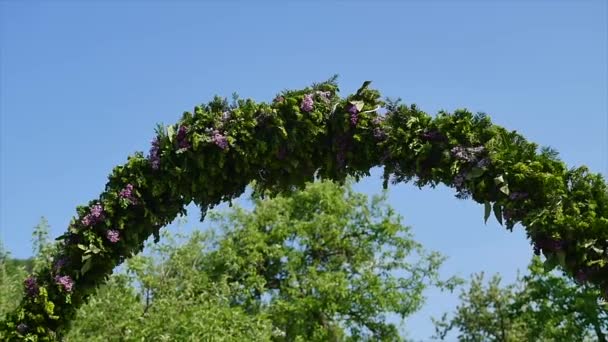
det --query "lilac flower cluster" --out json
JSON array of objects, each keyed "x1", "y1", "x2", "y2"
[
  {"x1": 335, "y1": 135, "x2": 351, "y2": 168},
  {"x1": 476, "y1": 158, "x2": 491, "y2": 168},
  {"x1": 533, "y1": 237, "x2": 565, "y2": 255},
  {"x1": 421, "y1": 130, "x2": 445, "y2": 142},
  {"x1": 55, "y1": 275, "x2": 74, "y2": 293},
  {"x1": 119, "y1": 184, "x2": 137, "y2": 204},
  {"x1": 453, "y1": 173, "x2": 466, "y2": 188},
  {"x1": 451, "y1": 146, "x2": 486, "y2": 163},
  {"x1": 348, "y1": 104, "x2": 359, "y2": 126},
  {"x1": 106, "y1": 229, "x2": 120, "y2": 243},
  {"x1": 54, "y1": 257, "x2": 68, "y2": 272},
  {"x1": 372, "y1": 116, "x2": 387, "y2": 140},
  {"x1": 81, "y1": 203, "x2": 104, "y2": 227},
  {"x1": 315, "y1": 90, "x2": 332, "y2": 103},
  {"x1": 509, "y1": 192, "x2": 528, "y2": 200},
  {"x1": 273, "y1": 96, "x2": 285, "y2": 103},
  {"x1": 211, "y1": 130, "x2": 229, "y2": 150},
  {"x1": 24, "y1": 276, "x2": 39, "y2": 297},
  {"x1": 221, "y1": 111, "x2": 232, "y2": 122},
  {"x1": 301, "y1": 94, "x2": 314, "y2": 112},
  {"x1": 149, "y1": 137, "x2": 161, "y2": 170},
  {"x1": 176, "y1": 125, "x2": 191, "y2": 150}
]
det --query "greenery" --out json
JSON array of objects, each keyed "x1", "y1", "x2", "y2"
[
  {"x1": 3, "y1": 181, "x2": 458, "y2": 341},
  {"x1": 2, "y1": 77, "x2": 607, "y2": 340},
  {"x1": 434, "y1": 257, "x2": 608, "y2": 341}
]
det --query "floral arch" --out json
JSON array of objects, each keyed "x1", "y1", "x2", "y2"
[{"x1": 3, "y1": 78, "x2": 607, "y2": 340}]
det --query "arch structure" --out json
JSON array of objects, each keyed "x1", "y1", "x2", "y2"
[{"x1": 2, "y1": 78, "x2": 608, "y2": 340}]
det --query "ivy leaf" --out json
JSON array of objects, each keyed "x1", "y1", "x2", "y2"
[
  {"x1": 466, "y1": 167, "x2": 485, "y2": 180},
  {"x1": 167, "y1": 125, "x2": 175, "y2": 143},
  {"x1": 349, "y1": 100, "x2": 365, "y2": 111},
  {"x1": 81, "y1": 258, "x2": 93, "y2": 275},
  {"x1": 499, "y1": 184, "x2": 510, "y2": 195},
  {"x1": 556, "y1": 250, "x2": 566, "y2": 267},
  {"x1": 493, "y1": 203, "x2": 503, "y2": 225},
  {"x1": 494, "y1": 175, "x2": 504, "y2": 185},
  {"x1": 484, "y1": 201, "x2": 491, "y2": 224}
]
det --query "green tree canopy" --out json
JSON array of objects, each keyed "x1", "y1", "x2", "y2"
[{"x1": 434, "y1": 257, "x2": 608, "y2": 342}]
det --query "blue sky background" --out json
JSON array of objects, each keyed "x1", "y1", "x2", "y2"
[{"x1": 1, "y1": 1, "x2": 606, "y2": 340}]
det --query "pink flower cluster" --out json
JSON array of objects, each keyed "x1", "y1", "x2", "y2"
[
  {"x1": 212, "y1": 130, "x2": 229, "y2": 150},
  {"x1": 106, "y1": 229, "x2": 120, "y2": 243},
  {"x1": 55, "y1": 275, "x2": 74, "y2": 293},
  {"x1": 119, "y1": 184, "x2": 137, "y2": 204},
  {"x1": 301, "y1": 94, "x2": 314, "y2": 112},
  {"x1": 81, "y1": 203, "x2": 104, "y2": 227}
]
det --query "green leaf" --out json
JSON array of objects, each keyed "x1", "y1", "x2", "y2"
[
  {"x1": 349, "y1": 100, "x2": 365, "y2": 111},
  {"x1": 77, "y1": 244, "x2": 87, "y2": 251},
  {"x1": 543, "y1": 254, "x2": 558, "y2": 272},
  {"x1": 556, "y1": 250, "x2": 566, "y2": 267},
  {"x1": 493, "y1": 175, "x2": 505, "y2": 185},
  {"x1": 81, "y1": 258, "x2": 92, "y2": 275},
  {"x1": 499, "y1": 184, "x2": 510, "y2": 195},
  {"x1": 167, "y1": 125, "x2": 175, "y2": 143},
  {"x1": 484, "y1": 201, "x2": 491, "y2": 224},
  {"x1": 493, "y1": 203, "x2": 503, "y2": 225},
  {"x1": 466, "y1": 167, "x2": 485, "y2": 180}
]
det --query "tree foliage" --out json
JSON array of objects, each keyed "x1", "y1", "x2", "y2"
[{"x1": 434, "y1": 257, "x2": 608, "y2": 341}]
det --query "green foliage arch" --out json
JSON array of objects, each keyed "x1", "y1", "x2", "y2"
[{"x1": 2, "y1": 78, "x2": 608, "y2": 340}]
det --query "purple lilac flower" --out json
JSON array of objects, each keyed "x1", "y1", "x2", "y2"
[
  {"x1": 149, "y1": 137, "x2": 161, "y2": 170},
  {"x1": 24, "y1": 276, "x2": 39, "y2": 297},
  {"x1": 274, "y1": 96, "x2": 285, "y2": 103},
  {"x1": 335, "y1": 135, "x2": 350, "y2": 168},
  {"x1": 106, "y1": 229, "x2": 120, "y2": 243},
  {"x1": 451, "y1": 146, "x2": 486, "y2": 163},
  {"x1": 350, "y1": 113, "x2": 359, "y2": 126},
  {"x1": 176, "y1": 125, "x2": 191, "y2": 150},
  {"x1": 55, "y1": 275, "x2": 74, "y2": 293},
  {"x1": 300, "y1": 94, "x2": 314, "y2": 112},
  {"x1": 509, "y1": 192, "x2": 528, "y2": 200},
  {"x1": 211, "y1": 130, "x2": 229, "y2": 150},
  {"x1": 119, "y1": 184, "x2": 137, "y2": 204},
  {"x1": 17, "y1": 323, "x2": 27, "y2": 334},
  {"x1": 453, "y1": 173, "x2": 466, "y2": 188},
  {"x1": 421, "y1": 130, "x2": 445, "y2": 142},
  {"x1": 372, "y1": 116, "x2": 385, "y2": 125},
  {"x1": 82, "y1": 203, "x2": 104, "y2": 227},
  {"x1": 315, "y1": 91, "x2": 331, "y2": 102},
  {"x1": 54, "y1": 257, "x2": 68, "y2": 271},
  {"x1": 373, "y1": 127, "x2": 387, "y2": 140},
  {"x1": 476, "y1": 158, "x2": 491, "y2": 168}
]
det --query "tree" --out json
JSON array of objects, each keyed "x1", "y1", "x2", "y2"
[
  {"x1": 434, "y1": 256, "x2": 608, "y2": 341},
  {"x1": 197, "y1": 180, "x2": 460, "y2": 341},
  {"x1": 3, "y1": 181, "x2": 457, "y2": 341}
]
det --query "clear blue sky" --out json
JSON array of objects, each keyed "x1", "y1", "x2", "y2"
[{"x1": 1, "y1": 1, "x2": 606, "y2": 340}]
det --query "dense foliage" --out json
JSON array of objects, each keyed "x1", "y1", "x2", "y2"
[
  {"x1": 434, "y1": 256, "x2": 608, "y2": 341},
  {"x1": 3, "y1": 181, "x2": 457, "y2": 341},
  {"x1": 2, "y1": 77, "x2": 607, "y2": 340}
]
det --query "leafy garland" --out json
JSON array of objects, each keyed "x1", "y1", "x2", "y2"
[{"x1": 2, "y1": 78, "x2": 607, "y2": 340}]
